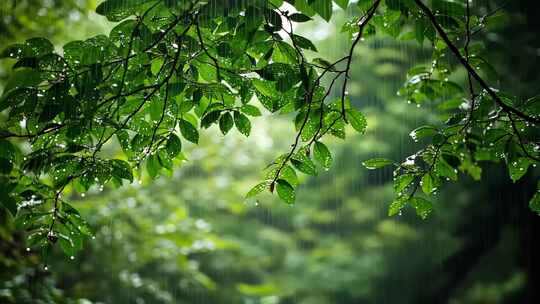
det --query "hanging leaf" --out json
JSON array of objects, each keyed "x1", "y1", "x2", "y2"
[
  {"x1": 234, "y1": 111, "x2": 251, "y2": 136},
  {"x1": 421, "y1": 173, "x2": 437, "y2": 194},
  {"x1": 179, "y1": 119, "x2": 199, "y2": 144},
  {"x1": 388, "y1": 197, "x2": 408, "y2": 216},
  {"x1": 201, "y1": 110, "x2": 221, "y2": 128},
  {"x1": 508, "y1": 158, "x2": 531, "y2": 183},
  {"x1": 309, "y1": 0, "x2": 332, "y2": 21},
  {"x1": 346, "y1": 108, "x2": 367, "y2": 133},
  {"x1": 240, "y1": 104, "x2": 262, "y2": 117},
  {"x1": 111, "y1": 159, "x2": 133, "y2": 182},
  {"x1": 146, "y1": 154, "x2": 161, "y2": 179},
  {"x1": 291, "y1": 34, "x2": 318, "y2": 52},
  {"x1": 394, "y1": 174, "x2": 415, "y2": 193},
  {"x1": 218, "y1": 112, "x2": 233, "y2": 135},
  {"x1": 435, "y1": 157, "x2": 458, "y2": 181},
  {"x1": 276, "y1": 179, "x2": 295, "y2": 204},
  {"x1": 246, "y1": 181, "x2": 272, "y2": 198},
  {"x1": 165, "y1": 134, "x2": 182, "y2": 158},
  {"x1": 313, "y1": 141, "x2": 332, "y2": 169},
  {"x1": 410, "y1": 197, "x2": 433, "y2": 219}
]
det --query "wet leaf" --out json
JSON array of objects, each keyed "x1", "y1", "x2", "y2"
[
  {"x1": 388, "y1": 197, "x2": 407, "y2": 216},
  {"x1": 246, "y1": 181, "x2": 271, "y2": 198},
  {"x1": 394, "y1": 174, "x2": 415, "y2": 193},
  {"x1": 165, "y1": 134, "x2": 182, "y2": 158},
  {"x1": 111, "y1": 159, "x2": 133, "y2": 182},
  {"x1": 240, "y1": 104, "x2": 262, "y2": 117},
  {"x1": 508, "y1": 158, "x2": 531, "y2": 183},
  {"x1": 346, "y1": 108, "x2": 367, "y2": 134},
  {"x1": 313, "y1": 141, "x2": 332, "y2": 169},
  {"x1": 410, "y1": 197, "x2": 433, "y2": 219},
  {"x1": 276, "y1": 179, "x2": 295, "y2": 204},
  {"x1": 435, "y1": 157, "x2": 458, "y2": 181},
  {"x1": 234, "y1": 111, "x2": 251, "y2": 136},
  {"x1": 179, "y1": 119, "x2": 199, "y2": 144},
  {"x1": 362, "y1": 158, "x2": 393, "y2": 169}
]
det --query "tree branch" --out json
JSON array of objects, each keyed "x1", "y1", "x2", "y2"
[{"x1": 413, "y1": 0, "x2": 539, "y2": 125}]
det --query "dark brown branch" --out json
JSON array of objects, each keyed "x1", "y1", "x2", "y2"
[
  {"x1": 0, "y1": 124, "x2": 64, "y2": 139},
  {"x1": 91, "y1": 21, "x2": 192, "y2": 159},
  {"x1": 195, "y1": 18, "x2": 222, "y2": 82},
  {"x1": 413, "y1": 0, "x2": 540, "y2": 125},
  {"x1": 340, "y1": 0, "x2": 381, "y2": 121}
]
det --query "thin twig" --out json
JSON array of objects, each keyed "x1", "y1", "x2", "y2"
[{"x1": 414, "y1": 0, "x2": 539, "y2": 125}]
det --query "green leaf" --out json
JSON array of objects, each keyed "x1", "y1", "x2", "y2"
[
  {"x1": 410, "y1": 197, "x2": 433, "y2": 219},
  {"x1": 388, "y1": 197, "x2": 407, "y2": 216},
  {"x1": 1, "y1": 38, "x2": 53, "y2": 59},
  {"x1": 313, "y1": 141, "x2": 332, "y2": 169},
  {"x1": 508, "y1": 158, "x2": 531, "y2": 183},
  {"x1": 26, "y1": 231, "x2": 47, "y2": 248},
  {"x1": 96, "y1": 0, "x2": 152, "y2": 22},
  {"x1": 530, "y1": 190, "x2": 540, "y2": 215},
  {"x1": 0, "y1": 139, "x2": 16, "y2": 161},
  {"x1": 394, "y1": 174, "x2": 415, "y2": 193},
  {"x1": 0, "y1": 192, "x2": 17, "y2": 216},
  {"x1": 291, "y1": 158, "x2": 316, "y2": 176},
  {"x1": 201, "y1": 110, "x2": 221, "y2": 128},
  {"x1": 291, "y1": 34, "x2": 318, "y2": 52},
  {"x1": 289, "y1": 13, "x2": 312, "y2": 22},
  {"x1": 146, "y1": 154, "x2": 161, "y2": 179},
  {"x1": 111, "y1": 159, "x2": 133, "y2": 182},
  {"x1": 149, "y1": 98, "x2": 164, "y2": 121},
  {"x1": 62, "y1": 203, "x2": 80, "y2": 215},
  {"x1": 1, "y1": 43, "x2": 26, "y2": 59},
  {"x1": 274, "y1": 41, "x2": 298, "y2": 64},
  {"x1": 421, "y1": 173, "x2": 437, "y2": 194},
  {"x1": 151, "y1": 58, "x2": 164, "y2": 75},
  {"x1": 4, "y1": 68, "x2": 42, "y2": 92},
  {"x1": 410, "y1": 125, "x2": 438, "y2": 141},
  {"x1": 158, "y1": 150, "x2": 173, "y2": 170},
  {"x1": 252, "y1": 79, "x2": 276, "y2": 97},
  {"x1": 276, "y1": 179, "x2": 295, "y2": 204},
  {"x1": 0, "y1": 159, "x2": 14, "y2": 174},
  {"x1": 25, "y1": 37, "x2": 54, "y2": 57},
  {"x1": 59, "y1": 237, "x2": 77, "y2": 257},
  {"x1": 345, "y1": 108, "x2": 367, "y2": 133},
  {"x1": 362, "y1": 158, "x2": 393, "y2": 169},
  {"x1": 234, "y1": 111, "x2": 251, "y2": 136},
  {"x1": 309, "y1": 0, "x2": 332, "y2": 21},
  {"x1": 179, "y1": 119, "x2": 199, "y2": 144},
  {"x1": 334, "y1": 0, "x2": 350, "y2": 10},
  {"x1": 291, "y1": 148, "x2": 318, "y2": 176},
  {"x1": 435, "y1": 157, "x2": 458, "y2": 181},
  {"x1": 219, "y1": 112, "x2": 234, "y2": 135},
  {"x1": 265, "y1": 8, "x2": 283, "y2": 29},
  {"x1": 279, "y1": 165, "x2": 299, "y2": 187},
  {"x1": 165, "y1": 134, "x2": 182, "y2": 158},
  {"x1": 291, "y1": 0, "x2": 317, "y2": 16},
  {"x1": 246, "y1": 181, "x2": 271, "y2": 198},
  {"x1": 240, "y1": 104, "x2": 262, "y2": 116}
]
